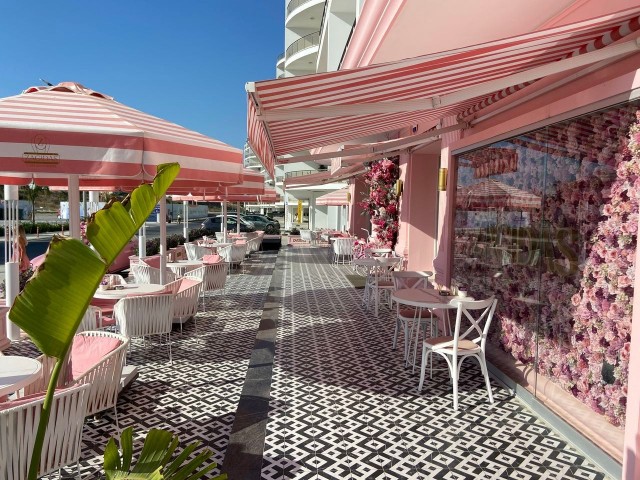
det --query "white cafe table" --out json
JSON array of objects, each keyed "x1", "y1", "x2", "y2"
[
  {"x1": 391, "y1": 288, "x2": 474, "y2": 367},
  {"x1": 0, "y1": 356, "x2": 42, "y2": 398},
  {"x1": 93, "y1": 283, "x2": 165, "y2": 300},
  {"x1": 167, "y1": 260, "x2": 203, "y2": 277}
]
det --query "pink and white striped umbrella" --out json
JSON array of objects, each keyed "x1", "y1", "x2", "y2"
[
  {"x1": 316, "y1": 188, "x2": 350, "y2": 206},
  {"x1": 0, "y1": 82, "x2": 243, "y2": 187}
]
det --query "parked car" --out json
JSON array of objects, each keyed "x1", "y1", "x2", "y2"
[
  {"x1": 242, "y1": 214, "x2": 280, "y2": 234},
  {"x1": 201, "y1": 215, "x2": 256, "y2": 233}
]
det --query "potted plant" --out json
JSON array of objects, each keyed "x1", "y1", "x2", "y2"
[{"x1": 9, "y1": 163, "x2": 225, "y2": 479}]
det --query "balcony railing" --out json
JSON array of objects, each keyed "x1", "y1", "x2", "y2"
[
  {"x1": 276, "y1": 52, "x2": 285, "y2": 65},
  {"x1": 286, "y1": 0, "x2": 317, "y2": 17},
  {"x1": 286, "y1": 31, "x2": 320, "y2": 59},
  {"x1": 284, "y1": 169, "x2": 319, "y2": 179}
]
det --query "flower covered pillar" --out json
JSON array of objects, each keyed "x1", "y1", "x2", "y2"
[{"x1": 359, "y1": 157, "x2": 400, "y2": 248}]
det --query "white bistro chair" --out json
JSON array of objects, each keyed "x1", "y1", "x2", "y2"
[
  {"x1": 418, "y1": 297, "x2": 498, "y2": 410},
  {"x1": 392, "y1": 270, "x2": 434, "y2": 365},
  {"x1": 114, "y1": 294, "x2": 175, "y2": 364},
  {"x1": 332, "y1": 237, "x2": 353, "y2": 264},
  {"x1": 0, "y1": 384, "x2": 90, "y2": 480}
]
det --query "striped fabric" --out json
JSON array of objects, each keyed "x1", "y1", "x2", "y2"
[
  {"x1": 457, "y1": 179, "x2": 541, "y2": 211},
  {"x1": 0, "y1": 82, "x2": 243, "y2": 186},
  {"x1": 168, "y1": 169, "x2": 265, "y2": 196},
  {"x1": 247, "y1": 7, "x2": 640, "y2": 176},
  {"x1": 173, "y1": 187, "x2": 278, "y2": 203},
  {"x1": 316, "y1": 188, "x2": 350, "y2": 206}
]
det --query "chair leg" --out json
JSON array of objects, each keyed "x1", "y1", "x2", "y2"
[
  {"x1": 452, "y1": 355, "x2": 459, "y2": 410},
  {"x1": 392, "y1": 316, "x2": 400, "y2": 350},
  {"x1": 418, "y1": 344, "x2": 428, "y2": 392},
  {"x1": 478, "y1": 353, "x2": 494, "y2": 404},
  {"x1": 169, "y1": 332, "x2": 173, "y2": 365}
]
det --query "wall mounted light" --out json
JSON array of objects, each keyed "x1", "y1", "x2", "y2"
[
  {"x1": 438, "y1": 167, "x2": 448, "y2": 192},
  {"x1": 346, "y1": 191, "x2": 352, "y2": 202},
  {"x1": 395, "y1": 179, "x2": 403, "y2": 197}
]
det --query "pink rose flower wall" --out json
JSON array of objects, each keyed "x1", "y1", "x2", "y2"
[
  {"x1": 453, "y1": 101, "x2": 639, "y2": 427},
  {"x1": 359, "y1": 156, "x2": 400, "y2": 248}
]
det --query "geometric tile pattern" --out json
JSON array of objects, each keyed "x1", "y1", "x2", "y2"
[
  {"x1": 5, "y1": 252, "x2": 276, "y2": 479},
  {"x1": 261, "y1": 247, "x2": 610, "y2": 480}
]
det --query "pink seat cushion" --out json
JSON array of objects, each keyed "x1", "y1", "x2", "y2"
[
  {"x1": 90, "y1": 298, "x2": 117, "y2": 315},
  {"x1": 70, "y1": 335, "x2": 121, "y2": 380},
  {"x1": 178, "y1": 278, "x2": 200, "y2": 293},
  {"x1": 399, "y1": 307, "x2": 433, "y2": 319},
  {"x1": 142, "y1": 256, "x2": 161, "y2": 268},
  {"x1": 235, "y1": 240, "x2": 247, "y2": 245},
  {"x1": 202, "y1": 254, "x2": 221, "y2": 264},
  {"x1": 0, "y1": 391, "x2": 46, "y2": 411}
]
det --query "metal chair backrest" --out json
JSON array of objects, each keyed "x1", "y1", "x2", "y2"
[{"x1": 392, "y1": 270, "x2": 433, "y2": 290}]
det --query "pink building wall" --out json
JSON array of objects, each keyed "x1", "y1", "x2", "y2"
[
  {"x1": 349, "y1": 176, "x2": 370, "y2": 238},
  {"x1": 396, "y1": 153, "x2": 439, "y2": 271},
  {"x1": 343, "y1": 2, "x2": 640, "y2": 475}
]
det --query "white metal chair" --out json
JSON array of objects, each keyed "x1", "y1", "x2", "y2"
[
  {"x1": 392, "y1": 271, "x2": 434, "y2": 365},
  {"x1": 219, "y1": 242, "x2": 247, "y2": 271},
  {"x1": 0, "y1": 384, "x2": 90, "y2": 480},
  {"x1": 184, "y1": 242, "x2": 213, "y2": 261},
  {"x1": 21, "y1": 331, "x2": 130, "y2": 431},
  {"x1": 364, "y1": 256, "x2": 404, "y2": 317},
  {"x1": 114, "y1": 294, "x2": 175, "y2": 364},
  {"x1": 418, "y1": 297, "x2": 498, "y2": 410},
  {"x1": 131, "y1": 263, "x2": 176, "y2": 285},
  {"x1": 300, "y1": 229, "x2": 316, "y2": 245},
  {"x1": 185, "y1": 263, "x2": 228, "y2": 315},
  {"x1": 332, "y1": 237, "x2": 353, "y2": 264},
  {"x1": 163, "y1": 277, "x2": 203, "y2": 333}
]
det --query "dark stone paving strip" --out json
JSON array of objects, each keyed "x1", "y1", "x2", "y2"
[{"x1": 222, "y1": 250, "x2": 284, "y2": 480}]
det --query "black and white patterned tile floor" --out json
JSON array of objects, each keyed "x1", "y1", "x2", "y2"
[
  {"x1": 4, "y1": 248, "x2": 612, "y2": 479},
  {"x1": 260, "y1": 247, "x2": 610, "y2": 480},
  {"x1": 5, "y1": 252, "x2": 276, "y2": 479}
]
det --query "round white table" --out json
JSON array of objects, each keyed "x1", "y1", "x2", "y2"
[
  {"x1": 0, "y1": 356, "x2": 42, "y2": 398},
  {"x1": 167, "y1": 260, "x2": 203, "y2": 277},
  {"x1": 93, "y1": 283, "x2": 165, "y2": 300},
  {"x1": 391, "y1": 288, "x2": 474, "y2": 368}
]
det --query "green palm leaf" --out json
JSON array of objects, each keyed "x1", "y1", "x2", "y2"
[
  {"x1": 9, "y1": 163, "x2": 180, "y2": 480},
  {"x1": 105, "y1": 427, "x2": 226, "y2": 480}
]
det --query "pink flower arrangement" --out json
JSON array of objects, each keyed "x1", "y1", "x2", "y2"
[
  {"x1": 453, "y1": 102, "x2": 639, "y2": 426},
  {"x1": 359, "y1": 157, "x2": 400, "y2": 248}
]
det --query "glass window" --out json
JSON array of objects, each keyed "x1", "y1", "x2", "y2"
[{"x1": 453, "y1": 100, "x2": 639, "y2": 427}]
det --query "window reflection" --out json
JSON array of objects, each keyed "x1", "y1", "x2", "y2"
[{"x1": 453, "y1": 100, "x2": 639, "y2": 427}]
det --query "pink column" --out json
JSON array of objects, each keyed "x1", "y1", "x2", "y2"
[
  {"x1": 349, "y1": 176, "x2": 370, "y2": 238},
  {"x1": 622, "y1": 236, "x2": 640, "y2": 478},
  {"x1": 398, "y1": 152, "x2": 438, "y2": 270}
]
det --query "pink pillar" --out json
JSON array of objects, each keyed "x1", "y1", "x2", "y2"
[
  {"x1": 397, "y1": 152, "x2": 438, "y2": 270},
  {"x1": 622, "y1": 235, "x2": 640, "y2": 478},
  {"x1": 433, "y1": 116, "x2": 463, "y2": 286},
  {"x1": 349, "y1": 176, "x2": 370, "y2": 238}
]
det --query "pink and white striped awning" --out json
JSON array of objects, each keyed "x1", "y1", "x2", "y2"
[
  {"x1": 316, "y1": 188, "x2": 350, "y2": 206},
  {"x1": 0, "y1": 82, "x2": 243, "y2": 187},
  {"x1": 172, "y1": 187, "x2": 279, "y2": 203},
  {"x1": 247, "y1": 7, "x2": 640, "y2": 177}
]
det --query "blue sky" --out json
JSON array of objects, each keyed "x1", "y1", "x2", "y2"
[{"x1": 0, "y1": 1, "x2": 283, "y2": 150}]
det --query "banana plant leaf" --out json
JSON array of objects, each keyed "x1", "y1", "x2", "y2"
[
  {"x1": 8, "y1": 163, "x2": 180, "y2": 480},
  {"x1": 104, "y1": 427, "x2": 226, "y2": 480}
]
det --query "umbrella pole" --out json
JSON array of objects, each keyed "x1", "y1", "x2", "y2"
[
  {"x1": 4, "y1": 185, "x2": 20, "y2": 342},
  {"x1": 159, "y1": 196, "x2": 167, "y2": 285},
  {"x1": 68, "y1": 175, "x2": 81, "y2": 239},
  {"x1": 222, "y1": 195, "x2": 228, "y2": 243},
  {"x1": 236, "y1": 202, "x2": 240, "y2": 234},
  {"x1": 183, "y1": 200, "x2": 188, "y2": 241}
]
